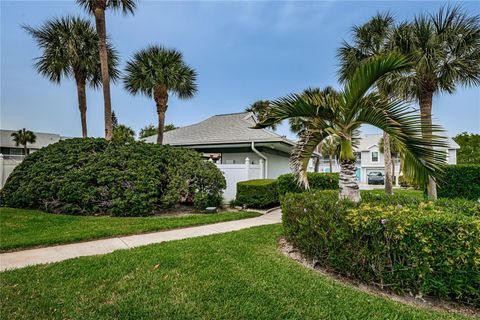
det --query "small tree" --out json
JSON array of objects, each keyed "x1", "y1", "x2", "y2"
[
  {"x1": 112, "y1": 124, "x2": 135, "y2": 144},
  {"x1": 379, "y1": 136, "x2": 401, "y2": 184},
  {"x1": 321, "y1": 137, "x2": 340, "y2": 174},
  {"x1": 111, "y1": 111, "x2": 119, "y2": 129},
  {"x1": 246, "y1": 100, "x2": 277, "y2": 130},
  {"x1": 11, "y1": 129, "x2": 37, "y2": 156},
  {"x1": 454, "y1": 132, "x2": 480, "y2": 164},
  {"x1": 124, "y1": 46, "x2": 197, "y2": 145}
]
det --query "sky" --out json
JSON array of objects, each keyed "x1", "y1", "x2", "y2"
[{"x1": 1, "y1": 0, "x2": 479, "y2": 139}]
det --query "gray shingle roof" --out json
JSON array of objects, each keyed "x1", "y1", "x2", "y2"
[
  {"x1": 355, "y1": 133, "x2": 460, "y2": 151},
  {"x1": 144, "y1": 112, "x2": 294, "y2": 146}
]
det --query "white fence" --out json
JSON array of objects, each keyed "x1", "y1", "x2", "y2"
[{"x1": 215, "y1": 158, "x2": 264, "y2": 201}]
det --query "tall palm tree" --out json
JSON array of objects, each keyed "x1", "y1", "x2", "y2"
[
  {"x1": 255, "y1": 53, "x2": 448, "y2": 202},
  {"x1": 24, "y1": 16, "x2": 119, "y2": 138},
  {"x1": 246, "y1": 100, "x2": 277, "y2": 130},
  {"x1": 11, "y1": 129, "x2": 36, "y2": 156},
  {"x1": 379, "y1": 136, "x2": 401, "y2": 185},
  {"x1": 338, "y1": 12, "x2": 396, "y2": 195},
  {"x1": 76, "y1": 0, "x2": 137, "y2": 140},
  {"x1": 123, "y1": 46, "x2": 197, "y2": 144},
  {"x1": 388, "y1": 6, "x2": 480, "y2": 199}
]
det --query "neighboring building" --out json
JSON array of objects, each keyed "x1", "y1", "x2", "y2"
[
  {"x1": 317, "y1": 133, "x2": 460, "y2": 186},
  {"x1": 145, "y1": 112, "x2": 313, "y2": 200},
  {"x1": 0, "y1": 129, "x2": 63, "y2": 188}
]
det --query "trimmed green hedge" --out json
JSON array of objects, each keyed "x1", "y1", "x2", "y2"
[
  {"x1": 236, "y1": 179, "x2": 279, "y2": 208},
  {"x1": 1, "y1": 138, "x2": 226, "y2": 216},
  {"x1": 283, "y1": 191, "x2": 480, "y2": 305},
  {"x1": 277, "y1": 172, "x2": 339, "y2": 195},
  {"x1": 438, "y1": 164, "x2": 480, "y2": 200}
]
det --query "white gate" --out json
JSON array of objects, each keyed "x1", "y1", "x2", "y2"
[{"x1": 215, "y1": 158, "x2": 263, "y2": 201}]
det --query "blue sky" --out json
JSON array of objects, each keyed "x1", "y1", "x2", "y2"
[{"x1": 1, "y1": 1, "x2": 479, "y2": 139}]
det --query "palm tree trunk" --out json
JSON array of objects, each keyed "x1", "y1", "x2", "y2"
[
  {"x1": 339, "y1": 139, "x2": 360, "y2": 202},
  {"x1": 419, "y1": 90, "x2": 437, "y2": 200},
  {"x1": 314, "y1": 157, "x2": 320, "y2": 172},
  {"x1": 93, "y1": 6, "x2": 113, "y2": 141},
  {"x1": 339, "y1": 160, "x2": 360, "y2": 202},
  {"x1": 391, "y1": 156, "x2": 396, "y2": 187},
  {"x1": 154, "y1": 86, "x2": 169, "y2": 145},
  {"x1": 383, "y1": 132, "x2": 393, "y2": 195},
  {"x1": 24, "y1": 144, "x2": 27, "y2": 156},
  {"x1": 74, "y1": 72, "x2": 88, "y2": 138}
]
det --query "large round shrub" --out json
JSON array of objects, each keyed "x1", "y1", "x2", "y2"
[
  {"x1": 1, "y1": 138, "x2": 226, "y2": 216},
  {"x1": 283, "y1": 191, "x2": 480, "y2": 306}
]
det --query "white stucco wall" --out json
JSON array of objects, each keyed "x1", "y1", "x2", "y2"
[
  {"x1": 447, "y1": 149, "x2": 457, "y2": 165},
  {"x1": 265, "y1": 152, "x2": 291, "y2": 178}
]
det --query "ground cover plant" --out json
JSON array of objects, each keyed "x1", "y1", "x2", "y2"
[
  {"x1": 282, "y1": 191, "x2": 480, "y2": 306},
  {"x1": 0, "y1": 207, "x2": 260, "y2": 252},
  {"x1": 0, "y1": 225, "x2": 470, "y2": 320},
  {"x1": 1, "y1": 138, "x2": 225, "y2": 216}
]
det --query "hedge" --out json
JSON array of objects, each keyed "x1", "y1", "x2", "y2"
[
  {"x1": 277, "y1": 172, "x2": 339, "y2": 195},
  {"x1": 438, "y1": 164, "x2": 480, "y2": 200},
  {"x1": 1, "y1": 138, "x2": 226, "y2": 216},
  {"x1": 282, "y1": 191, "x2": 480, "y2": 305},
  {"x1": 236, "y1": 179, "x2": 279, "y2": 208}
]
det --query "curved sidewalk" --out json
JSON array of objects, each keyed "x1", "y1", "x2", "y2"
[{"x1": 0, "y1": 209, "x2": 281, "y2": 272}]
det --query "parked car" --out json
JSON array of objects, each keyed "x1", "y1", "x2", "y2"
[{"x1": 367, "y1": 172, "x2": 384, "y2": 185}]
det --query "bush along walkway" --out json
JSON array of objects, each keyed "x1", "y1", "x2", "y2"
[{"x1": 0, "y1": 209, "x2": 281, "y2": 272}]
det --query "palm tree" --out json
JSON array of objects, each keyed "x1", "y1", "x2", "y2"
[
  {"x1": 11, "y1": 129, "x2": 36, "y2": 156},
  {"x1": 321, "y1": 136, "x2": 340, "y2": 174},
  {"x1": 246, "y1": 100, "x2": 277, "y2": 130},
  {"x1": 338, "y1": 12, "x2": 396, "y2": 195},
  {"x1": 379, "y1": 136, "x2": 401, "y2": 185},
  {"x1": 387, "y1": 6, "x2": 480, "y2": 199},
  {"x1": 24, "y1": 17, "x2": 119, "y2": 138},
  {"x1": 76, "y1": 0, "x2": 137, "y2": 140},
  {"x1": 255, "y1": 53, "x2": 448, "y2": 202},
  {"x1": 123, "y1": 46, "x2": 197, "y2": 144}
]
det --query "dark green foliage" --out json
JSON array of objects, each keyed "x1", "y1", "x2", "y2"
[
  {"x1": 1, "y1": 138, "x2": 225, "y2": 216},
  {"x1": 438, "y1": 164, "x2": 480, "y2": 200},
  {"x1": 236, "y1": 179, "x2": 279, "y2": 208},
  {"x1": 283, "y1": 191, "x2": 480, "y2": 305},
  {"x1": 277, "y1": 172, "x2": 339, "y2": 195},
  {"x1": 454, "y1": 132, "x2": 480, "y2": 164}
]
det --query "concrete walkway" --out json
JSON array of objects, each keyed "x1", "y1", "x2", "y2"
[{"x1": 0, "y1": 209, "x2": 281, "y2": 272}]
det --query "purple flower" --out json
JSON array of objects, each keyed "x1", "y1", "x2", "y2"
[
  {"x1": 303, "y1": 208, "x2": 307, "y2": 213},
  {"x1": 396, "y1": 204, "x2": 403, "y2": 209},
  {"x1": 380, "y1": 219, "x2": 387, "y2": 225}
]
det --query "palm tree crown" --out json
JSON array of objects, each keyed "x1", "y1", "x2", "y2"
[
  {"x1": 255, "y1": 53, "x2": 448, "y2": 201},
  {"x1": 123, "y1": 45, "x2": 197, "y2": 144},
  {"x1": 246, "y1": 100, "x2": 277, "y2": 130},
  {"x1": 11, "y1": 129, "x2": 36, "y2": 156},
  {"x1": 23, "y1": 16, "x2": 119, "y2": 138},
  {"x1": 76, "y1": 0, "x2": 136, "y2": 15}
]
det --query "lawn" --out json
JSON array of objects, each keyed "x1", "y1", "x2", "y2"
[
  {"x1": 0, "y1": 225, "x2": 468, "y2": 320},
  {"x1": 0, "y1": 207, "x2": 260, "y2": 252}
]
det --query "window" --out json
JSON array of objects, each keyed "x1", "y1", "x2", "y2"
[{"x1": 371, "y1": 151, "x2": 379, "y2": 163}]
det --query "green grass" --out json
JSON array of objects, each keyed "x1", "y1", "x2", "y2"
[
  {"x1": 0, "y1": 207, "x2": 260, "y2": 252},
  {"x1": 0, "y1": 225, "x2": 468, "y2": 319},
  {"x1": 361, "y1": 188, "x2": 424, "y2": 199}
]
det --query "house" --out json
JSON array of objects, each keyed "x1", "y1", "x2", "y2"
[
  {"x1": 145, "y1": 112, "x2": 304, "y2": 200},
  {"x1": 317, "y1": 133, "x2": 460, "y2": 186},
  {"x1": 0, "y1": 129, "x2": 63, "y2": 188}
]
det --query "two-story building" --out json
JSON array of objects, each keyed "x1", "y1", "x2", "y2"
[{"x1": 316, "y1": 133, "x2": 460, "y2": 186}]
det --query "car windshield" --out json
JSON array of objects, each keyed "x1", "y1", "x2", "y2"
[{"x1": 369, "y1": 172, "x2": 382, "y2": 176}]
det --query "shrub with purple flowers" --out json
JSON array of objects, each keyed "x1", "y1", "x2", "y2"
[{"x1": 282, "y1": 191, "x2": 480, "y2": 306}]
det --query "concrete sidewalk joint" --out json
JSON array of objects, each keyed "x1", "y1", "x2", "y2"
[{"x1": 0, "y1": 209, "x2": 281, "y2": 272}]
